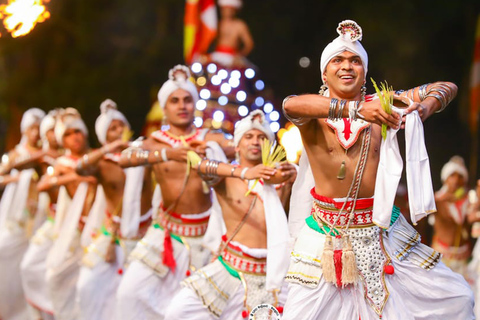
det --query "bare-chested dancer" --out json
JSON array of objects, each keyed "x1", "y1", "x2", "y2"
[
  {"x1": 281, "y1": 20, "x2": 473, "y2": 319},
  {"x1": 115, "y1": 65, "x2": 232, "y2": 320}
]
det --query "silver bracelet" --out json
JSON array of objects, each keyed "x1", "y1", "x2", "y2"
[
  {"x1": 161, "y1": 148, "x2": 168, "y2": 162},
  {"x1": 337, "y1": 100, "x2": 347, "y2": 119},
  {"x1": 282, "y1": 95, "x2": 309, "y2": 126},
  {"x1": 240, "y1": 167, "x2": 249, "y2": 180},
  {"x1": 230, "y1": 167, "x2": 236, "y2": 177},
  {"x1": 328, "y1": 98, "x2": 338, "y2": 120},
  {"x1": 418, "y1": 84, "x2": 430, "y2": 101}
]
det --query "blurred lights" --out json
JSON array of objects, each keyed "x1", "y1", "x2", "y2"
[
  {"x1": 207, "y1": 63, "x2": 217, "y2": 74},
  {"x1": 279, "y1": 124, "x2": 303, "y2": 163},
  {"x1": 255, "y1": 97, "x2": 265, "y2": 107},
  {"x1": 196, "y1": 99, "x2": 207, "y2": 111},
  {"x1": 263, "y1": 103, "x2": 273, "y2": 113},
  {"x1": 199, "y1": 89, "x2": 211, "y2": 100},
  {"x1": 218, "y1": 95, "x2": 228, "y2": 106},
  {"x1": 270, "y1": 122, "x2": 280, "y2": 133},
  {"x1": 236, "y1": 91, "x2": 247, "y2": 102},
  {"x1": 191, "y1": 62, "x2": 202, "y2": 74},
  {"x1": 299, "y1": 57, "x2": 311, "y2": 68},
  {"x1": 211, "y1": 75, "x2": 222, "y2": 86},
  {"x1": 213, "y1": 110, "x2": 225, "y2": 122},
  {"x1": 238, "y1": 105, "x2": 249, "y2": 116},
  {"x1": 269, "y1": 110, "x2": 280, "y2": 121},
  {"x1": 220, "y1": 83, "x2": 232, "y2": 95},
  {"x1": 255, "y1": 80, "x2": 265, "y2": 91},
  {"x1": 230, "y1": 70, "x2": 241, "y2": 79},
  {"x1": 229, "y1": 77, "x2": 240, "y2": 88},
  {"x1": 218, "y1": 69, "x2": 228, "y2": 80},
  {"x1": 245, "y1": 68, "x2": 255, "y2": 79},
  {"x1": 196, "y1": 76, "x2": 207, "y2": 86},
  {"x1": 194, "y1": 117, "x2": 204, "y2": 127}
]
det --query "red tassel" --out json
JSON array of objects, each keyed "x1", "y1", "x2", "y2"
[
  {"x1": 185, "y1": 269, "x2": 191, "y2": 276},
  {"x1": 384, "y1": 264, "x2": 394, "y2": 275},
  {"x1": 277, "y1": 306, "x2": 284, "y2": 313},
  {"x1": 117, "y1": 268, "x2": 123, "y2": 275},
  {"x1": 241, "y1": 310, "x2": 249, "y2": 318},
  {"x1": 334, "y1": 249, "x2": 343, "y2": 287},
  {"x1": 162, "y1": 230, "x2": 176, "y2": 272}
]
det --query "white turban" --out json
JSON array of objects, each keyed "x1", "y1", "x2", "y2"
[
  {"x1": 40, "y1": 109, "x2": 61, "y2": 141},
  {"x1": 54, "y1": 108, "x2": 88, "y2": 146},
  {"x1": 320, "y1": 20, "x2": 368, "y2": 82},
  {"x1": 95, "y1": 99, "x2": 130, "y2": 145},
  {"x1": 441, "y1": 156, "x2": 468, "y2": 183},
  {"x1": 157, "y1": 65, "x2": 199, "y2": 110},
  {"x1": 233, "y1": 110, "x2": 274, "y2": 147},
  {"x1": 20, "y1": 108, "x2": 45, "y2": 134},
  {"x1": 218, "y1": 0, "x2": 242, "y2": 8}
]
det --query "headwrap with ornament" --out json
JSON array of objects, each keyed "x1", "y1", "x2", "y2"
[
  {"x1": 95, "y1": 99, "x2": 130, "y2": 145},
  {"x1": 233, "y1": 110, "x2": 274, "y2": 147},
  {"x1": 320, "y1": 20, "x2": 368, "y2": 81},
  {"x1": 20, "y1": 108, "x2": 45, "y2": 134},
  {"x1": 441, "y1": 156, "x2": 468, "y2": 183},
  {"x1": 157, "y1": 65, "x2": 199, "y2": 110},
  {"x1": 54, "y1": 108, "x2": 88, "y2": 146},
  {"x1": 40, "y1": 109, "x2": 62, "y2": 149}
]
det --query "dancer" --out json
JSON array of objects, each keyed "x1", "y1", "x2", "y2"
[
  {"x1": 282, "y1": 20, "x2": 473, "y2": 319},
  {"x1": 115, "y1": 65, "x2": 230, "y2": 320}
]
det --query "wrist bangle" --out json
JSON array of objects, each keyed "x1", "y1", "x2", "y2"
[
  {"x1": 230, "y1": 167, "x2": 236, "y2": 177},
  {"x1": 161, "y1": 148, "x2": 168, "y2": 162},
  {"x1": 240, "y1": 167, "x2": 248, "y2": 180}
]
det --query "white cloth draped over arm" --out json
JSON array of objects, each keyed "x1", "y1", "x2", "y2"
[
  {"x1": 151, "y1": 184, "x2": 162, "y2": 220},
  {"x1": 52, "y1": 186, "x2": 71, "y2": 236},
  {"x1": 262, "y1": 183, "x2": 290, "y2": 292},
  {"x1": 47, "y1": 182, "x2": 88, "y2": 268},
  {"x1": 10, "y1": 168, "x2": 35, "y2": 224},
  {"x1": 405, "y1": 111, "x2": 436, "y2": 224},
  {"x1": 81, "y1": 185, "x2": 106, "y2": 248},
  {"x1": 287, "y1": 150, "x2": 314, "y2": 242},
  {"x1": 120, "y1": 166, "x2": 145, "y2": 238},
  {"x1": 0, "y1": 169, "x2": 19, "y2": 227},
  {"x1": 372, "y1": 107, "x2": 404, "y2": 228}
]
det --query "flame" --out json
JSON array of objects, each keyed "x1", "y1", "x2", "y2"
[
  {"x1": 278, "y1": 123, "x2": 303, "y2": 163},
  {"x1": 0, "y1": 0, "x2": 50, "y2": 38}
]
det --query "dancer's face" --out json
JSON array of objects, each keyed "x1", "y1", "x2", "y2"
[
  {"x1": 445, "y1": 172, "x2": 465, "y2": 193},
  {"x1": 323, "y1": 51, "x2": 365, "y2": 100},
  {"x1": 63, "y1": 128, "x2": 87, "y2": 155},
  {"x1": 236, "y1": 129, "x2": 267, "y2": 164},
  {"x1": 25, "y1": 123, "x2": 40, "y2": 148},
  {"x1": 164, "y1": 89, "x2": 195, "y2": 128},
  {"x1": 106, "y1": 119, "x2": 126, "y2": 143}
]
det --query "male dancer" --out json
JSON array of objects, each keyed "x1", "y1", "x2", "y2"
[
  {"x1": 0, "y1": 108, "x2": 45, "y2": 320},
  {"x1": 432, "y1": 156, "x2": 471, "y2": 277},
  {"x1": 116, "y1": 65, "x2": 231, "y2": 320},
  {"x1": 282, "y1": 20, "x2": 473, "y2": 319},
  {"x1": 21, "y1": 109, "x2": 64, "y2": 320},
  {"x1": 38, "y1": 108, "x2": 97, "y2": 320},
  {"x1": 75, "y1": 99, "x2": 153, "y2": 320},
  {"x1": 165, "y1": 110, "x2": 297, "y2": 319}
]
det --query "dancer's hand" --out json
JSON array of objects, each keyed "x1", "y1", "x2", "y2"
[
  {"x1": 244, "y1": 164, "x2": 276, "y2": 180},
  {"x1": 361, "y1": 99, "x2": 400, "y2": 129},
  {"x1": 166, "y1": 147, "x2": 191, "y2": 162}
]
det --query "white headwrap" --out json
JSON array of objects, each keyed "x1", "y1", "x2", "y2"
[
  {"x1": 40, "y1": 110, "x2": 57, "y2": 141},
  {"x1": 233, "y1": 110, "x2": 274, "y2": 147},
  {"x1": 441, "y1": 156, "x2": 468, "y2": 183},
  {"x1": 218, "y1": 0, "x2": 242, "y2": 8},
  {"x1": 20, "y1": 108, "x2": 45, "y2": 134},
  {"x1": 54, "y1": 108, "x2": 88, "y2": 146},
  {"x1": 157, "y1": 65, "x2": 199, "y2": 110},
  {"x1": 95, "y1": 99, "x2": 130, "y2": 145},
  {"x1": 320, "y1": 20, "x2": 368, "y2": 82}
]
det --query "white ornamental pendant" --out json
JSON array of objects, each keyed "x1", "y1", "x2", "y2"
[{"x1": 325, "y1": 118, "x2": 370, "y2": 150}]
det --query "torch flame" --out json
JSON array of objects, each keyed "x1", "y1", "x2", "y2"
[{"x1": 0, "y1": 0, "x2": 50, "y2": 38}]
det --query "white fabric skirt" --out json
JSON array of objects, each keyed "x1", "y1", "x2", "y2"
[{"x1": 282, "y1": 215, "x2": 474, "y2": 320}]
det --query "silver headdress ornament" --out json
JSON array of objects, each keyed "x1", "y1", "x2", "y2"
[
  {"x1": 168, "y1": 65, "x2": 191, "y2": 82},
  {"x1": 336, "y1": 20, "x2": 363, "y2": 42}
]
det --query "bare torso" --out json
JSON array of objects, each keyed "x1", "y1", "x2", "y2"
[
  {"x1": 434, "y1": 200, "x2": 470, "y2": 247},
  {"x1": 218, "y1": 19, "x2": 249, "y2": 52},
  {"x1": 301, "y1": 119, "x2": 382, "y2": 199}
]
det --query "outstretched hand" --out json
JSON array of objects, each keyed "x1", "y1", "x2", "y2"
[
  {"x1": 166, "y1": 147, "x2": 192, "y2": 163},
  {"x1": 244, "y1": 164, "x2": 276, "y2": 180}
]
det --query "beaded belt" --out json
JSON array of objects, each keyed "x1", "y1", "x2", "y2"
[
  {"x1": 158, "y1": 207, "x2": 210, "y2": 238},
  {"x1": 221, "y1": 240, "x2": 266, "y2": 275},
  {"x1": 311, "y1": 190, "x2": 374, "y2": 227}
]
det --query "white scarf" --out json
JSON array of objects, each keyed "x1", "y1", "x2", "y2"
[{"x1": 373, "y1": 106, "x2": 436, "y2": 227}]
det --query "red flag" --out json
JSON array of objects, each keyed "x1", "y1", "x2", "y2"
[{"x1": 184, "y1": 0, "x2": 217, "y2": 64}]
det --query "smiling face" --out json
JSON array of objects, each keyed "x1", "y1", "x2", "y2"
[
  {"x1": 323, "y1": 50, "x2": 365, "y2": 100},
  {"x1": 236, "y1": 129, "x2": 268, "y2": 165},
  {"x1": 163, "y1": 89, "x2": 195, "y2": 128}
]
